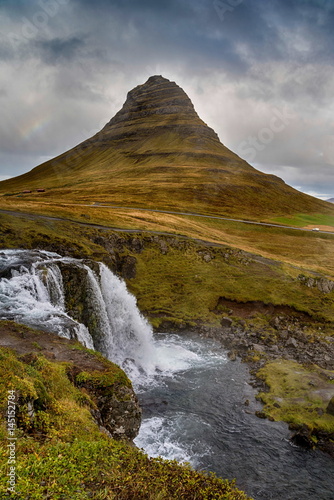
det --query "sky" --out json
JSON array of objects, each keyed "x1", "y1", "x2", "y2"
[{"x1": 0, "y1": 0, "x2": 333, "y2": 199}]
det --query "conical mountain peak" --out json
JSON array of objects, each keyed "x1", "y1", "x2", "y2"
[
  {"x1": 98, "y1": 75, "x2": 220, "y2": 145},
  {"x1": 1, "y1": 76, "x2": 332, "y2": 220}
]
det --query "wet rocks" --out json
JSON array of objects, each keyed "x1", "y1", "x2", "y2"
[{"x1": 78, "y1": 376, "x2": 142, "y2": 441}]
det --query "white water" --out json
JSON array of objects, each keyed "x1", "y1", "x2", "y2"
[
  {"x1": 0, "y1": 249, "x2": 204, "y2": 388},
  {"x1": 134, "y1": 333, "x2": 228, "y2": 465}
]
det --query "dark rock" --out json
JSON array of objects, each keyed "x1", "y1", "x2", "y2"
[
  {"x1": 130, "y1": 238, "x2": 143, "y2": 253},
  {"x1": 291, "y1": 425, "x2": 314, "y2": 449},
  {"x1": 120, "y1": 255, "x2": 137, "y2": 279},
  {"x1": 221, "y1": 317, "x2": 233, "y2": 328},
  {"x1": 326, "y1": 396, "x2": 334, "y2": 416}
]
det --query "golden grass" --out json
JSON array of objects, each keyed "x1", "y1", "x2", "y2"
[{"x1": 1, "y1": 197, "x2": 334, "y2": 278}]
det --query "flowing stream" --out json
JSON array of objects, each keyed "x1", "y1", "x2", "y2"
[{"x1": 0, "y1": 249, "x2": 333, "y2": 500}]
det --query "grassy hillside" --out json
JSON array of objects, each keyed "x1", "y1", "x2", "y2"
[{"x1": 1, "y1": 200, "x2": 333, "y2": 278}]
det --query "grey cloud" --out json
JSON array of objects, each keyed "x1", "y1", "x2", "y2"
[{"x1": 34, "y1": 36, "x2": 85, "y2": 64}]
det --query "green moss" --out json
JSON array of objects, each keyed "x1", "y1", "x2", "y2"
[
  {"x1": 75, "y1": 368, "x2": 132, "y2": 391},
  {"x1": 256, "y1": 360, "x2": 334, "y2": 435}
]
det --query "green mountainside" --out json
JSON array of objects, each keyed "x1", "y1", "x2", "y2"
[{"x1": 1, "y1": 75, "x2": 333, "y2": 220}]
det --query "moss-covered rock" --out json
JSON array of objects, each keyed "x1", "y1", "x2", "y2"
[
  {"x1": 0, "y1": 320, "x2": 141, "y2": 441},
  {"x1": 255, "y1": 360, "x2": 334, "y2": 455}
]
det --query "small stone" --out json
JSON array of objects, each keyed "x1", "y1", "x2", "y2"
[
  {"x1": 221, "y1": 317, "x2": 233, "y2": 328},
  {"x1": 286, "y1": 337, "x2": 298, "y2": 349},
  {"x1": 203, "y1": 253, "x2": 212, "y2": 262},
  {"x1": 279, "y1": 330, "x2": 289, "y2": 340},
  {"x1": 253, "y1": 344, "x2": 265, "y2": 353},
  {"x1": 228, "y1": 350, "x2": 237, "y2": 361}
]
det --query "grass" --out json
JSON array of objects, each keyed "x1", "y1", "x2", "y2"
[
  {"x1": 130, "y1": 241, "x2": 334, "y2": 325},
  {"x1": 256, "y1": 360, "x2": 334, "y2": 435},
  {"x1": 271, "y1": 213, "x2": 334, "y2": 229},
  {"x1": 0, "y1": 198, "x2": 334, "y2": 278}
]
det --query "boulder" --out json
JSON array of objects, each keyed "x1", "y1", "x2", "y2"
[{"x1": 221, "y1": 317, "x2": 233, "y2": 328}]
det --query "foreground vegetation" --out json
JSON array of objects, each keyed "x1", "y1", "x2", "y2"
[
  {"x1": 0, "y1": 321, "x2": 251, "y2": 500},
  {"x1": 256, "y1": 360, "x2": 334, "y2": 447}
]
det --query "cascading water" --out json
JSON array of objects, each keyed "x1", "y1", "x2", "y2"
[
  {"x1": 0, "y1": 249, "x2": 94, "y2": 349},
  {"x1": 0, "y1": 249, "x2": 196, "y2": 387}
]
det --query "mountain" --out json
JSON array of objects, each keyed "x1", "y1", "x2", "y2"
[
  {"x1": 1, "y1": 75, "x2": 333, "y2": 219},
  {"x1": 327, "y1": 198, "x2": 334, "y2": 203}
]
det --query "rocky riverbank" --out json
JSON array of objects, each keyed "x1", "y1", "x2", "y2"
[{"x1": 192, "y1": 308, "x2": 334, "y2": 456}]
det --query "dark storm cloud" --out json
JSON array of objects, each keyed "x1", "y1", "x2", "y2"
[{"x1": 35, "y1": 37, "x2": 85, "y2": 64}]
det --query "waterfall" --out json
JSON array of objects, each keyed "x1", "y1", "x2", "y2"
[
  {"x1": 0, "y1": 249, "x2": 94, "y2": 350},
  {"x1": 0, "y1": 249, "x2": 161, "y2": 385}
]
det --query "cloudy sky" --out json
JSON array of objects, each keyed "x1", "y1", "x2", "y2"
[{"x1": 0, "y1": 0, "x2": 333, "y2": 199}]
